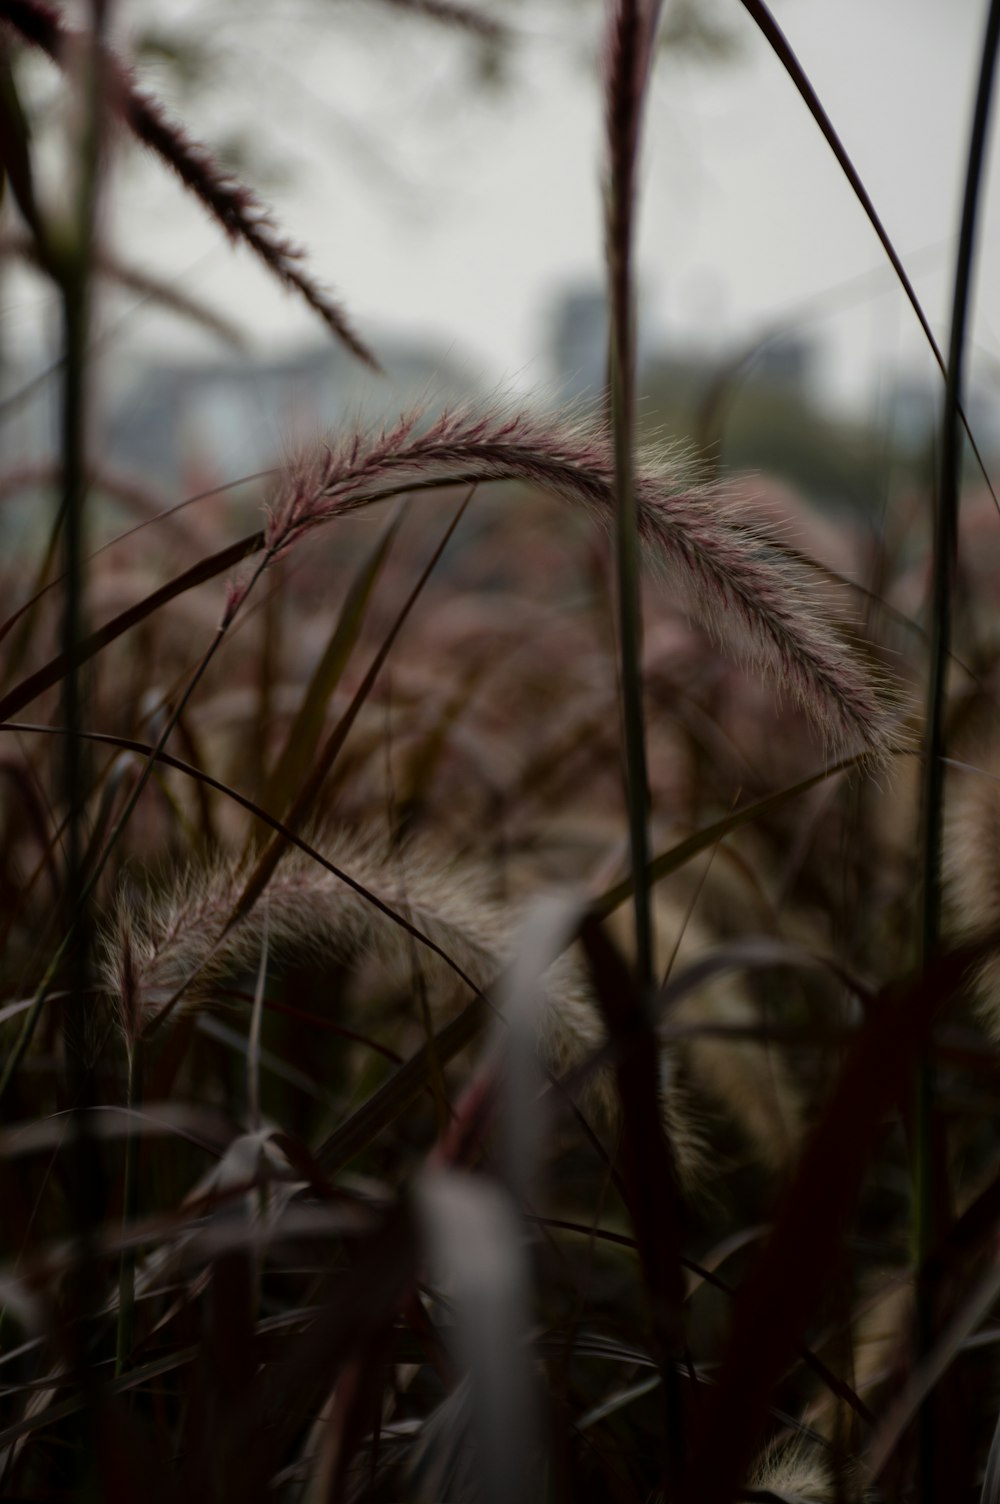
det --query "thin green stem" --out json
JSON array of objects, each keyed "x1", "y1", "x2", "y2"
[
  {"x1": 605, "y1": 1, "x2": 659, "y2": 995},
  {"x1": 604, "y1": 2, "x2": 677, "y2": 1489},
  {"x1": 916, "y1": 3, "x2": 1000, "y2": 1495}
]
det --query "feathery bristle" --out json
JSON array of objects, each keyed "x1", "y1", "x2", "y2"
[
  {"x1": 748, "y1": 1437, "x2": 835, "y2": 1502},
  {"x1": 101, "y1": 833, "x2": 712, "y2": 1178},
  {"x1": 250, "y1": 405, "x2": 899, "y2": 761}
]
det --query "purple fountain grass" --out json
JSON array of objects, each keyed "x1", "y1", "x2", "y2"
[
  {"x1": 102, "y1": 832, "x2": 508, "y2": 1042},
  {"x1": 100, "y1": 827, "x2": 712, "y2": 1179},
  {"x1": 233, "y1": 405, "x2": 899, "y2": 761},
  {"x1": 746, "y1": 1437, "x2": 835, "y2": 1502},
  {"x1": 0, "y1": 0, "x2": 376, "y2": 367}
]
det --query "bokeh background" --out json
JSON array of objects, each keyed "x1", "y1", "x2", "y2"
[{"x1": 5, "y1": 0, "x2": 1000, "y2": 508}]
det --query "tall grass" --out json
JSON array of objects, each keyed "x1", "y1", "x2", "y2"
[{"x1": 0, "y1": 2, "x2": 998, "y2": 1502}]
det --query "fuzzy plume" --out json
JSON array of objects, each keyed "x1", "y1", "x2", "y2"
[
  {"x1": 0, "y1": 0, "x2": 375, "y2": 367},
  {"x1": 104, "y1": 832, "x2": 509, "y2": 1031},
  {"x1": 101, "y1": 832, "x2": 712, "y2": 1176},
  {"x1": 747, "y1": 1438, "x2": 835, "y2": 1502},
  {"x1": 253, "y1": 406, "x2": 898, "y2": 759}
]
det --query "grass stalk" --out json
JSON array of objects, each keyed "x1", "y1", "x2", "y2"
[
  {"x1": 114, "y1": 1040, "x2": 142, "y2": 1377},
  {"x1": 605, "y1": 0, "x2": 661, "y2": 992},
  {"x1": 609, "y1": 340, "x2": 653, "y2": 991},
  {"x1": 58, "y1": 263, "x2": 90, "y2": 1083},
  {"x1": 739, "y1": 0, "x2": 999, "y2": 511},
  {"x1": 916, "y1": 2, "x2": 1000, "y2": 1494},
  {"x1": 49, "y1": 0, "x2": 107, "y2": 1457}
]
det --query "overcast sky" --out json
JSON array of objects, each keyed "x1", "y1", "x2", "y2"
[{"x1": 8, "y1": 0, "x2": 1000, "y2": 416}]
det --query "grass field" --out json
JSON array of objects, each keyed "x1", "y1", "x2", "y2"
[{"x1": 1, "y1": 2, "x2": 999, "y2": 1499}]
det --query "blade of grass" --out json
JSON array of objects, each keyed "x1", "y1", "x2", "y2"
[
  {"x1": 262, "y1": 504, "x2": 403, "y2": 815},
  {"x1": 0, "y1": 474, "x2": 477, "y2": 725},
  {"x1": 604, "y1": 0, "x2": 662, "y2": 989},
  {"x1": 0, "y1": 542, "x2": 275, "y2": 1108},
  {"x1": 197, "y1": 1014, "x2": 333, "y2": 1101},
  {"x1": 915, "y1": 8, "x2": 1000, "y2": 1494},
  {"x1": 738, "y1": 0, "x2": 998, "y2": 510},
  {"x1": 0, "y1": 724, "x2": 870, "y2": 1075},
  {"x1": 0, "y1": 530, "x2": 265, "y2": 723},
  {"x1": 0, "y1": 470, "x2": 271, "y2": 682},
  {"x1": 48, "y1": 9, "x2": 109, "y2": 1452},
  {"x1": 223, "y1": 1204, "x2": 417, "y2": 1503},
  {"x1": 314, "y1": 995, "x2": 487, "y2": 1174},
  {"x1": 228, "y1": 485, "x2": 475, "y2": 932},
  {"x1": 592, "y1": 753, "x2": 863, "y2": 917}
]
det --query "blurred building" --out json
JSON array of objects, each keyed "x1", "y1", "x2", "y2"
[
  {"x1": 548, "y1": 283, "x2": 664, "y2": 404},
  {"x1": 101, "y1": 338, "x2": 481, "y2": 490},
  {"x1": 550, "y1": 287, "x2": 607, "y2": 402}
]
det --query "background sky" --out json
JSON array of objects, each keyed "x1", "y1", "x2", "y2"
[{"x1": 7, "y1": 0, "x2": 1000, "y2": 418}]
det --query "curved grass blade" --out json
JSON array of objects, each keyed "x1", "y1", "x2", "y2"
[
  {"x1": 0, "y1": 469, "x2": 274, "y2": 658},
  {"x1": 0, "y1": 531, "x2": 265, "y2": 722},
  {"x1": 592, "y1": 753, "x2": 863, "y2": 917},
  {"x1": 262, "y1": 505, "x2": 403, "y2": 814},
  {"x1": 739, "y1": 0, "x2": 998, "y2": 509},
  {"x1": 230, "y1": 486, "x2": 474, "y2": 931},
  {"x1": 0, "y1": 474, "x2": 473, "y2": 724}
]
